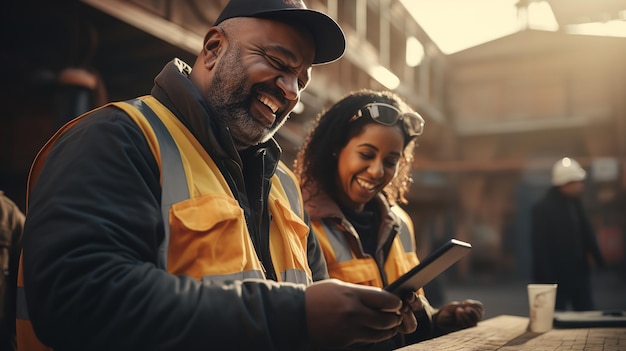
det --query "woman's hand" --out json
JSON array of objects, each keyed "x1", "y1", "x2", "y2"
[{"x1": 435, "y1": 299, "x2": 485, "y2": 333}]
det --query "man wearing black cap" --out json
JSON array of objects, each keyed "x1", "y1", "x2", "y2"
[{"x1": 17, "y1": 1, "x2": 417, "y2": 350}]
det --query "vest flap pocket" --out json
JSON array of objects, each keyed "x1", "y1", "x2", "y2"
[
  {"x1": 168, "y1": 193, "x2": 259, "y2": 279},
  {"x1": 330, "y1": 258, "x2": 383, "y2": 287},
  {"x1": 271, "y1": 198, "x2": 309, "y2": 239},
  {"x1": 171, "y1": 194, "x2": 242, "y2": 231}
]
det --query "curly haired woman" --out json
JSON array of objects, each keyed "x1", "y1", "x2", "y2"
[{"x1": 294, "y1": 89, "x2": 483, "y2": 350}]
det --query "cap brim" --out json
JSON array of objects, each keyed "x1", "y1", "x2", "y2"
[{"x1": 254, "y1": 9, "x2": 346, "y2": 65}]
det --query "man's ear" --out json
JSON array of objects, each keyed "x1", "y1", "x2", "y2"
[{"x1": 202, "y1": 27, "x2": 225, "y2": 70}]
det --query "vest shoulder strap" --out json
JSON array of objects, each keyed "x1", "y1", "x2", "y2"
[
  {"x1": 390, "y1": 205, "x2": 416, "y2": 253},
  {"x1": 111, "y1": 98, "x2": 189, "y2": 269},
  {"x1": 274, "y1": 161, "x2": 304, "y2": 220}
]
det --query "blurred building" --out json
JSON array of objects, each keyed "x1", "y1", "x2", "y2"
[{"x1": 1, "y1": 0, "x2": 625, "y2": 280}]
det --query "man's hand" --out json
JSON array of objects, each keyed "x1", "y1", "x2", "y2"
[
  {"x1": 398, "y1": 291, "x2": 422, "y2": 334},
  {"x1": 435, "y1": 299, "x2": 484, "y2": 333},
  {"x1": 305, "y1": 279, "x2": 417, "y2": 348}
]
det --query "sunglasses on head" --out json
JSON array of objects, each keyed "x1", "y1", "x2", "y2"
[{"x1": 349, "y1": 102, "x2": 424, "y2": 137}]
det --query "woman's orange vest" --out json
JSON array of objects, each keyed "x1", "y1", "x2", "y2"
[{"x1": 312, "y1": 205, "x2": 422, "y2": 293}]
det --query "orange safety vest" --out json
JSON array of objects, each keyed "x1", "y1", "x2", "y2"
[
  {"x1": 312, "y1": 205, "x2": 423, "y2": 294},
  {"x1": 17, "y1": 96, "x2": 311, "y2": 350}
]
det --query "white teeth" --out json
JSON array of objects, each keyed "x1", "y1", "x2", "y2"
[
  {"x1": 259, "y1": 95, "x2": 278, "y2": 114},
  {"x1": 356, "y1": 178, "x2": 377, "y2": 190}
]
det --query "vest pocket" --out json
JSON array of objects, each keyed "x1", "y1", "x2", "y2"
[
  {"x1": 271, "y1": 198, "x2": 309, "y2": 241},
  {"x1": 168, "y1": 193, "x2": 262, "y2": 280},
  {"x1": 329, "y1": 258, "x2": 383, "y2": 288}
]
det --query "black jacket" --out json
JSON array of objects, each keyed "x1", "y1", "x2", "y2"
[
  {"x1": 22, "y1": 60, "x2": 325, "y2": 351},
  {"x1": 531, "y1": 187, "x2": 604, "y2": 283}
]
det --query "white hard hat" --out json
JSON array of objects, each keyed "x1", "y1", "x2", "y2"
[{"x1": 551, "y1": 157, "x2": 586, "y2": 186}]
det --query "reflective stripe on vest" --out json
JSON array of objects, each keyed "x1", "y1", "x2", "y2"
[
  {"x1": 390, "y1": 206, "x2": 416, "y2": 257},
  {"x1": 272, "y1": 165, "x2": 313, "y2": 285},
  {"x1": 317, "y1": 220, "x2": 353, "y2": 263},
  {"x1": 275, "y1": 165, "x2": 303, "y2": 219},
  {"x1": 129, "y1": 99, "x2": 189, "y2": 269},
  {"x1": 268, "y1": 166, "x2": 311, "y2": 285}
]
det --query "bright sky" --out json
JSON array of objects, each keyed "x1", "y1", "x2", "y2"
[
  {"x1": 400, "y1": 0, "x2": 626, "y2": 55},
  {"x1": 400, "y1": 0, "x2": 521, "y2": 54}
]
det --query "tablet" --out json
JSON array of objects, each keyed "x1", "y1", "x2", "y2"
[{"x1": 384, "y1": 239, "x2": 471, "y2": 295}]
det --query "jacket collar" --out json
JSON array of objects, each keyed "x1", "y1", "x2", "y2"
[
  {"x1": 150, "y1": 59, "x2": 281, "y2": 178},
  {"x1": 303, "y1": 185, "x2": 398, "y2": 224},
  {"x1": 303, "y1": 185, "x2": 402, "y2": 253}
]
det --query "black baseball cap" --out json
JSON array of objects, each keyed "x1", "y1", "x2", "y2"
[{"x1": 215, "y1": 0, "x2": 346, "y2": 65}]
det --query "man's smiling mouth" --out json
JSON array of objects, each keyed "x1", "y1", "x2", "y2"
[{"x1": 259, "y1": 94, "x2": 279, "y2": 115}]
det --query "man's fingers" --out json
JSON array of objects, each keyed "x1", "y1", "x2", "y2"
[
  {"x1": 360, "y1": 308, "x2": 404, "y2": 331},
  {"x1": 400, "y1": 291, "x2": 427, "y2": 315},
  {"x1": 357, "y1": 285, "x2": 403, "y2": 312},
  {"x1": 398, "y1": 310, "x2": 418, "y2": 334}
]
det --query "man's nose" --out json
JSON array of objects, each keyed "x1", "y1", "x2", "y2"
[{"x1": 276, "y1": 74, "x2": 299, "y2": 101}]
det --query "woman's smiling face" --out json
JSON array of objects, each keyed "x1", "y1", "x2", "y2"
[{"x1": 335, "y1": 122, "x2": 405, "y2": 212}]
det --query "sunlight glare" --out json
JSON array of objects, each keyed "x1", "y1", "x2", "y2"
[
  {"x1": 567, "y1": 20, "x2": 626, "y2": 38},
  {"x1": 527, "y1": 1, "x2": 559, "y2": 31},
  {"x1": 406, "y1": 36, "x2": 425, "y2": 67},
  {"x1": 400, "y1": 0, "x2": 519, "y2": 54},
  {"x1": 369, "y1": 65, "x2": 400, "y2": 90}
]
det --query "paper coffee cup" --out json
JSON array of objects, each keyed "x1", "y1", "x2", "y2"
[{"x1": 527, "y1": 284, "x2": 557, "y2": 333}]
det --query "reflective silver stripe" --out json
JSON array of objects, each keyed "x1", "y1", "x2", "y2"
[
  {"x1": 320, "y1": 220, "x2": 353, "y2": 263},
  {"x1": 280, "y1": 269, "x2": 312, "y2": 285},
  {"x1": 129, "y1": 99, "x2": 190, "y2": 270},
  {"x1": 15, "y1": 286, "x2": 29, "y2": 320},
  {"x1": 201, "y1": 270, "x2": 265, "y2": 282},
  {"x1": 275, "y1": 166, "x2": 311, "y2": 284},
  {"x1": 397, "y1": 222, "x2": 413, "y2": 253},
  {"x1": 275, "y1": 165, "x2": 302, "y2": 219},
  {"x1": 200, "y1": 269, "x2": 311, "y2": 284}
]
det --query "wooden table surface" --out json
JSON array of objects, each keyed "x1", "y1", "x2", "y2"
[{"x1": 397, "y1": 314, "x2": 626, "y2": 350}]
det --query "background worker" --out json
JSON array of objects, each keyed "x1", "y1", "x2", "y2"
[{"x1": 531, "y1": 156, "x2": 605, "y2": 311}]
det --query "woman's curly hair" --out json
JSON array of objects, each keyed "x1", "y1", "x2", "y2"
[{"x1": 293, "y1": 89, "x2": 421, "y2": 206}]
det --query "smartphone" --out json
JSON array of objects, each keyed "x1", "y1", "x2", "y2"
[{"x1": 384, "y1": 239, "x2": 471, "y2": 295}]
